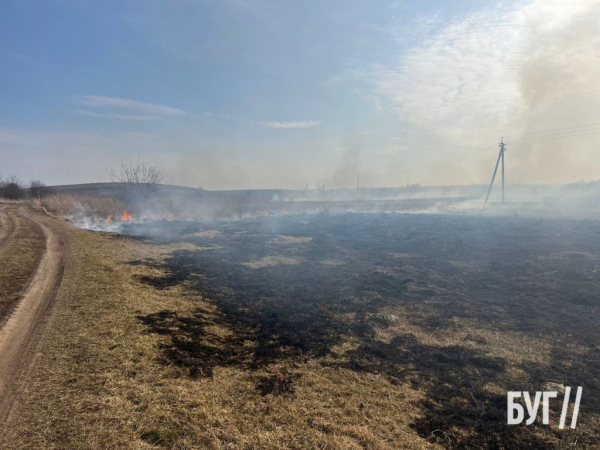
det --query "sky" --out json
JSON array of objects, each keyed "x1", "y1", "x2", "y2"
[{"x1": 1, "y1": 0, "x2": 599, "y2": 189}]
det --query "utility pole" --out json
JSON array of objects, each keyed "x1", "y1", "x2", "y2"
[
  {"x1": 485, "y1": 138, "x2": 507, "y2": 204},
  {"x1": 500, "y1": 138, "x2": 505, "y2": 203}
]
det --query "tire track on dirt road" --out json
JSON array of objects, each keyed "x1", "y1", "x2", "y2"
[{"x1": 0, "y1": 209, "x2": 69, "y2": 424}]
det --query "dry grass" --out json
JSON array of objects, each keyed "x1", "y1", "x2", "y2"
[
  {"x1": 0, "y1": 221, "x2": 438, "y2": 449},
  {"x1": 0, "y1": 204, "x2": 45, "y2": 325},
  {"x1": 187, "y1": 230, "x2": 222, "y2": 239},
  {"x1": 269, "y1": 236, "x2": 313, "y2": 245},
  {"x1": 242, "y1": 255, "x2": 305, "y2": 269},
  {"x1": 41, "y1": 194, "x2": 125, "y2": 218},
  {"x1": 320, "y1": 259, "x2": 346, "y2": 266},
  {"x1": 4, "y1": 211, "x2": 600, "y2": 449}
]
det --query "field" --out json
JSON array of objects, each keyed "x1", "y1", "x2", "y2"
[
  {"x1": 126, "y1": 212, "x2": 600, "y2": 448},
  {"x1": 2, "y1": 207, "x2": 600, "y2": 449}
]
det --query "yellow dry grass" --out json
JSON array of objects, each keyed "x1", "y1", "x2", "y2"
[
  {"x1": 1, "y1": 222, "x2": 438, "y2": 450},
  {"x1": 41, "y1": 194, "x2": 125, "y2": 218},
  {"x1": 0, "y1": 203, "x2": 46, "y2": 325},
  {"x1": 6, "y1": 211, "x2": 597, "y2": 448},
  {"x1": 242, "y1": 255, "x2": 305, "y2": 269},
  {"x1": 320, "y1": 259, "x2": 346, "y2": 266},
  {"x1": 269, "y1": 236, "x2": 313, "y2": 245}
]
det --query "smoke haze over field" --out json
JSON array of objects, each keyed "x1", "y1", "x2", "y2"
[
  {"x1": 370, "y1": 0, "x2": 600, "y2": 186},
  {"x1": 1, "y1": 0, "x2": 599, "y2": 189}
]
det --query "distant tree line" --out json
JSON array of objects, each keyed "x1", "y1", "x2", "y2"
[
  {"x1": 0, "y1": 175, "x2": 52, "y2": 200},
  {"x1": 1, "y1": 159, "x2": 164, "y2": 204}
]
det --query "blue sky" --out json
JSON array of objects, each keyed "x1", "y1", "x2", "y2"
[{"x1": 1, "y1": 0, "x2": 599, "y2": 189}]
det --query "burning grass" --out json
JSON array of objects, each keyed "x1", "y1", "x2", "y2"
[
  {"x1": 0, "y1": 216, "x2": 436, "y2": 449},
  {"x1": 127, "y1": 213, "x2": 600, "y2": 448},
  {"x1": 41, "y1": 193, "x2": 125, "y2": 220},
  {"x1": 3, "y1": 211, "x2": 600, "y2": 449}
]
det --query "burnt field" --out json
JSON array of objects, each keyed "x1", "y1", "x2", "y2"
[{"x1": 125, "y1": 212, "x2": 600, "y2": 448}]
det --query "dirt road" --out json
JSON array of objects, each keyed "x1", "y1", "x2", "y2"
[{"x1": 0, "y1": 205, "x2": 68, "y2": 423}]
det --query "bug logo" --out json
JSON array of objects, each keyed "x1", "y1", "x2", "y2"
[{"x1": 507, "y1": 387, "x2": 583, "y2": 428}]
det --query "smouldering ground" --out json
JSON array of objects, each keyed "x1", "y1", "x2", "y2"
[{"x1": 2, "y1": 211, "x2": 600, "y2": 449}]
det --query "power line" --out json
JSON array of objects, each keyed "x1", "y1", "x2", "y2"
[
  {"x1": 503, "y1": 121, "x2": 600, "y2": 139},
  {"x1": 397, "y1": 141, "x2": 498, "y2": 176},
  {"x1": 507, "y1": 129, "x2": 600, "y2": 146},
  {"x1": 398, "y1": 125, "x2": 600, "y2": 180}
]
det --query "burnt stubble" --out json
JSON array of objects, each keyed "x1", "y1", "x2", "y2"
[{"x1": 133, "y1": 212, "x2": 600, "y2": 449}]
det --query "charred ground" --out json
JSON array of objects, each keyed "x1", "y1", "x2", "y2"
[{"x1": 128, "y1": 212, "x2": 600, "y2": 448}]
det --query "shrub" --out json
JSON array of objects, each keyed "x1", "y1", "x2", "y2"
[
  {"x1": 29, "y1": 180, "x2": 52, "y2": 199},
  {"x1": 0, "y1": 175, "x2": 25, "y2": 200}
]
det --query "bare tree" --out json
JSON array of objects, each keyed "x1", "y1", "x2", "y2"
[
  {"x1": 109, "y1": 158, "x2": 165, "y2": 205},
  {"x1": 29, "y1": 179, "x2": 51, "y2": 199},
  {"x1": 0, "y1": 175, "x2": 25, "y2": 200}
]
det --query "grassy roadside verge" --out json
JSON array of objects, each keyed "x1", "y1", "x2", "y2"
[
  {"x1": 0, "y1": 220, "x2": 436, "y2": 449},
  {"x1": 0, "y1": 204, "x2": 45, "y2": 325}
]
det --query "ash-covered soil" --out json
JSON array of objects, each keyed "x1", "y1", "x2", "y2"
[{"x1": 129, "y1": 212, "x2": 600, "y2": 449}]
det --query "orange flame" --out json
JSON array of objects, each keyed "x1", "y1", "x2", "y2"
[
  {"x1": 105, "y1": 215, "x2": 112, "y2": 224},
  {"x1": 121, "y1": 210, "x2": 133, "y2": 221}
]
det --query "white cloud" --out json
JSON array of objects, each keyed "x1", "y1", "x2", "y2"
[
  {"x1": 264, "y1": 120, "x2": 321, "y2": 129},
  {"x1": 372, "y1": 9, "x2": 520, "y2": 134},
  {"x1": 75, "y1": 110, "x2": 160, "y2": 121},
  {"x1": 75, "y1": 95, "x2": 186, "y2": 120},
  {"x1": 370, "y1": 0, "x2": 600, "y2": 140}
]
